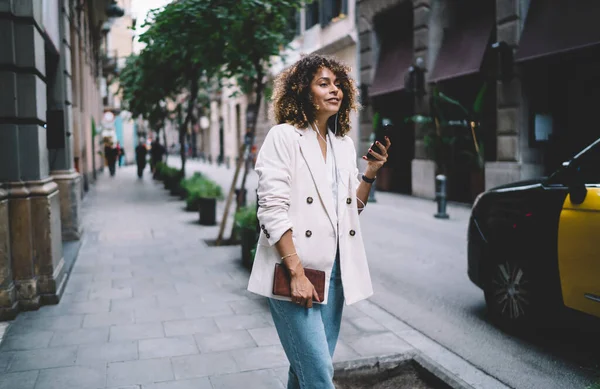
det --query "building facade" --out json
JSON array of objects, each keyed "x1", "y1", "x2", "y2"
[
  {"x1": 358, "y1": 0, "x2": 600, "y2": 202},
  {"x1": 101, "y1": 0, "x2": 137, "y2": 164},
  {"x1": 0, "y1": 0, "x2": 121, "y2": 320}
]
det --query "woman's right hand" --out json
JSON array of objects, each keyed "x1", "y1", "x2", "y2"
[{"x1": 289, "y1": 268, "x2": 320, "y2": 308}]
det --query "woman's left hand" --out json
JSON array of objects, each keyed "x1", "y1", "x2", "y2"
[{"x1": 362, "y1": 136, "x2": 392, "y2": 176}]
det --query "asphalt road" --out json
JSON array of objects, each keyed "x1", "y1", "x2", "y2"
[{"x1": 180, "y1": 158, "x2": 599, "y2": 389}]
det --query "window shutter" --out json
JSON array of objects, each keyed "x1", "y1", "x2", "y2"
[{"x1": 320, "y1": 0, "x2": 334, "y2": 28}]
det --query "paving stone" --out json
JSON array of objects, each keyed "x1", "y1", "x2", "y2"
[
  {"x1": 214, "y1": 314, "x2": 271, "y2": 332},
  {"x1": 10, "y1": 315, "x2": 84, "y2": 333},
  {"x1": 171, "y1": 352, "x2": 238, "y2": 380},
  {"x1": 332, "y1": 340, "x2": 361, "y2": 363},
  {"x1": 43, "y1": 300, "x2": 111, "y2": 316},
  {"x1": 111, "y1": 297, "x2": 158, "y2": 312},
  {"x1": 107, "y1": 358, "x2": 174, "y2": 387},
  {"x1": 110, "y1": 323, "x2": 164, "y2": 342},
  {"x1": 143, "y1": 378, "x2": 213, "y2": 389},
  {"x1": 210, "y1": 370, "x2": 285, "y2": 389},
  {"x1": 0, "y1": 370, "x2": 39, "y2": 389},
  {"x1": 139, "y1": 336, "x2": 198, "y2": 359},
  {"x1": 134, "y1": 307, "x2": 185, "y2": 323},
  {"x1": 350, "y1": 316, "x2": 387, "y2": 333},
  {"x1": 181, "y1": 302, "x2": 234, "y2": 319},
  {"x1": 89, "y1": 286, "x2": 133, "y2": 300},
  {"x1": 76, "y1": 341, "x2": 138, "y2": 364},
  {"x1": 83, "y1": 311, "x2": 135, "y2": 328},
  {"x1": 49, "y1": 327, "x2": 109, "y2": 347},
  {"x1": 0, "y1": 352, "x2": 13, "y2": 372},
  {"x1": 247, "y1": 327, "x2": 281, "y2": 347},
  {"x1": 228, "y1": 299, "x2": 268, "y2": 315},
  {"x1": 8, "y1": 346, "x2": 77, "y2": 372},
  {"x1": 0, "y1": 330, "x2": 53, "y2": 351},
  {"x1": 194, "y1": 330, "x2": 256, "y2": 353},
  {"x1": 162, "y1": 318, "x2": 220, "y2": 337},
  {"x1": 231, "y1": 345, "x2": 288, "y2": 371},
  {"x1": 271, "y1": 367, "x2": 290, "y2": 386},
  {"x1": 35, "y1": 364, "x2": 106, "y2": 389},
  {"x1": 346, "y1": 332, "x2": 413, "y2": 357}
]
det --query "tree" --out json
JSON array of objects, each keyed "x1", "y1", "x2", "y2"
[{"x1": 126, "y1": 2, "x2": 222, "y2": 175}]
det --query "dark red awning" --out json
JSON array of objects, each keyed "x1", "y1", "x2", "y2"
[
  {"x1": 515, "y1": 0, "x2": 600, "y2": 63},
  {"x1": 428, "y1": 15, "x2": 493, "y2": 83},
  {"x1": 369, "y1": 35, "x2": 413, "y2": 97}
]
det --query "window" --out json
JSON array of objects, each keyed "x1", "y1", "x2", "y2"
[
  {"x1": 305, "y1": 1, "x2": 319, "y2": 30},
  {"x1": 320, "y1": 0, "x2": 348, "y2": 27}
]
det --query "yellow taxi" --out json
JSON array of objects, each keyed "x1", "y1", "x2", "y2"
[{"x1": 468, "y1": 138, "x2": 600, "y2": 328}]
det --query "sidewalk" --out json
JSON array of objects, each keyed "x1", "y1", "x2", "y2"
[{"x1": 0, "y1": 164, "x2": 508, "y2": 389}]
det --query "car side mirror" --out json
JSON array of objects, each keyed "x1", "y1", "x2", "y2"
[{"x1": 568, "y1": 168, "x2": 587, "y2": 205}]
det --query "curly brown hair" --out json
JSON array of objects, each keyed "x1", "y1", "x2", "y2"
[{"x1": 271, "y1": 53, "x2": 360, "y2": 137}]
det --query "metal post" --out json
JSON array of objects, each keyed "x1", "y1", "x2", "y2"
[{"x1": 434, "y1": 174, "x2": 449, "y2": 219}]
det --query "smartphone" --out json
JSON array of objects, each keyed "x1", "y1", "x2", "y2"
[{"x1": 366, "y1": 122, "x2": 392, "y2": 161}]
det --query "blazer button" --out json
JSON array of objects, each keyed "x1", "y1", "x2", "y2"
[
  {"x1": 266, "y1": 233, "x2": 270, "y2": 239},
  {"x1": 306, "y1": 197, "x2": 313, "y2": 204},
  {"x1": 349, "y1": 230, "x2": 356, "y2": 236},
  {"x1": 305, "y1": 230, "x2": 312, "y2": 237},
  {"x1": 261, "y1": 224, "x2": 265, "y2": 230},
  {"x1": 346, "y1": 197, "x2": 352, "y2": 204}
]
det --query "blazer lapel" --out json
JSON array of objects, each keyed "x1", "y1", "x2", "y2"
[{"x1": 297, "y1": 129, "x2": 337, "y2": 231}]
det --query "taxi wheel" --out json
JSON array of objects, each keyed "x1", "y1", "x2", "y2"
[{"x1": 484, "y1": 260, "x2": 539, "y2": 329}]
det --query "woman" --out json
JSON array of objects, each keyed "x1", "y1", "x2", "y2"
[{"x1": 247, "y1": 54, "x2": 391, "y2": 389}]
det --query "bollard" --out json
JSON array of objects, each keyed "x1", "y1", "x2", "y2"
[{"x1": 434, "y1": 174, "x2": 449, "y2": 219}]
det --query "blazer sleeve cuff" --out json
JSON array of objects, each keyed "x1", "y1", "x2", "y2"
[{"x1": 262, "y1": 220, "x2": 293, "y2": 247}]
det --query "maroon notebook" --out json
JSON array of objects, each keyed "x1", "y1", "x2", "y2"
[{"x1": 273, "y1": 263, "x2": 326, "y2": 302}]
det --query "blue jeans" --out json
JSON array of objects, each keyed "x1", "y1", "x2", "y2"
[{"x1": 268, "y1": 256, "x2": 344, "y2": 389}]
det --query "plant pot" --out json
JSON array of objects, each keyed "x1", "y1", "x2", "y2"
[
  {"x1": 186, "y1": 197, "x2": 200, "y2": 212},
  {"x1": 170, "y1": 182, "x2": 184, "y2": 197},
  {"x1": 198, "y1": 197, "x2": 217, "y2": 226},
  {"x1": 239, "y1": 227, "x2": 258, "y2": 269},
  {"x1": 179, "y1": 187, "x2": 189, "y2": 200}
]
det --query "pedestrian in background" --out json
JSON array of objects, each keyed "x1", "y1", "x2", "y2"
[
  {"x1": 135, "y1": 140, "x2": 148, "y2": 178},
  {"x1": 116, "y1": 141, "x2": 125, "y2": 167},
  {"x1": 150, "y1": 139, "x2": 166, "y2": 174},
  {"x1": 105, "y1": 144, "x2": 118, "y2": 177},
  {"x1": 247, "y1": 54, "x2": 391, "y2": 389}
]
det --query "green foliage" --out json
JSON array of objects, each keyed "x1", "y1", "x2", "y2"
[
  {"x1": 234, "y1": 204, "x2": 258, "y2": 230},
  {"x1": 405, "y1": 83, "x2": 489, "y2": 173},
  {"x1": 185, "y1": 176, "x2": 224, "y2": 203},
  {"x1": 586, "y1": 383, "x2": 600, "y2": 389},
  {"x1": 124, "y1": 0, "x2": 304, "y2": 138},
  {"x1": 180, "y1": 172, "x2": 203, "y2": 190}
]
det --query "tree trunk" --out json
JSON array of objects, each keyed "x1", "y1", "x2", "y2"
[
  {"x1": 238, "y1": 66, "x2": 264, "y2": 207},
  {"x1": 179, "y1": 76, "x2": 199, "y2": 176}
]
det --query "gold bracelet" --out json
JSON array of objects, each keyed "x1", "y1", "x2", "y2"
[{"x1": 281, "y1": 252, "x2": 297, "y2": 261}]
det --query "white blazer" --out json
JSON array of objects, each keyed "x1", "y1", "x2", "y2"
[{"x1": 247, "y1": 123, "x2": 373, "y2": 305}]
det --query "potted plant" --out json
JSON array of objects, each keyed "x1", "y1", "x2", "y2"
[
  {"x1": 405, "y1": 84, "x2": 488, "y2": 199},
  {"x1": 163, "y1": 166, "x2": 183, "y2": 191},
  {"x1": 182, "y1": 174, "x2": 205, "y2": 211},
  {"x1": 195, "y1": 178, "x2": 224, "y2": 225},
  {"x1": 154, "y1": 161, "x2": 167, "y2": 180},
  {"x1": 234, "y1": 204, "x2": 259, "y2": 269}
]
